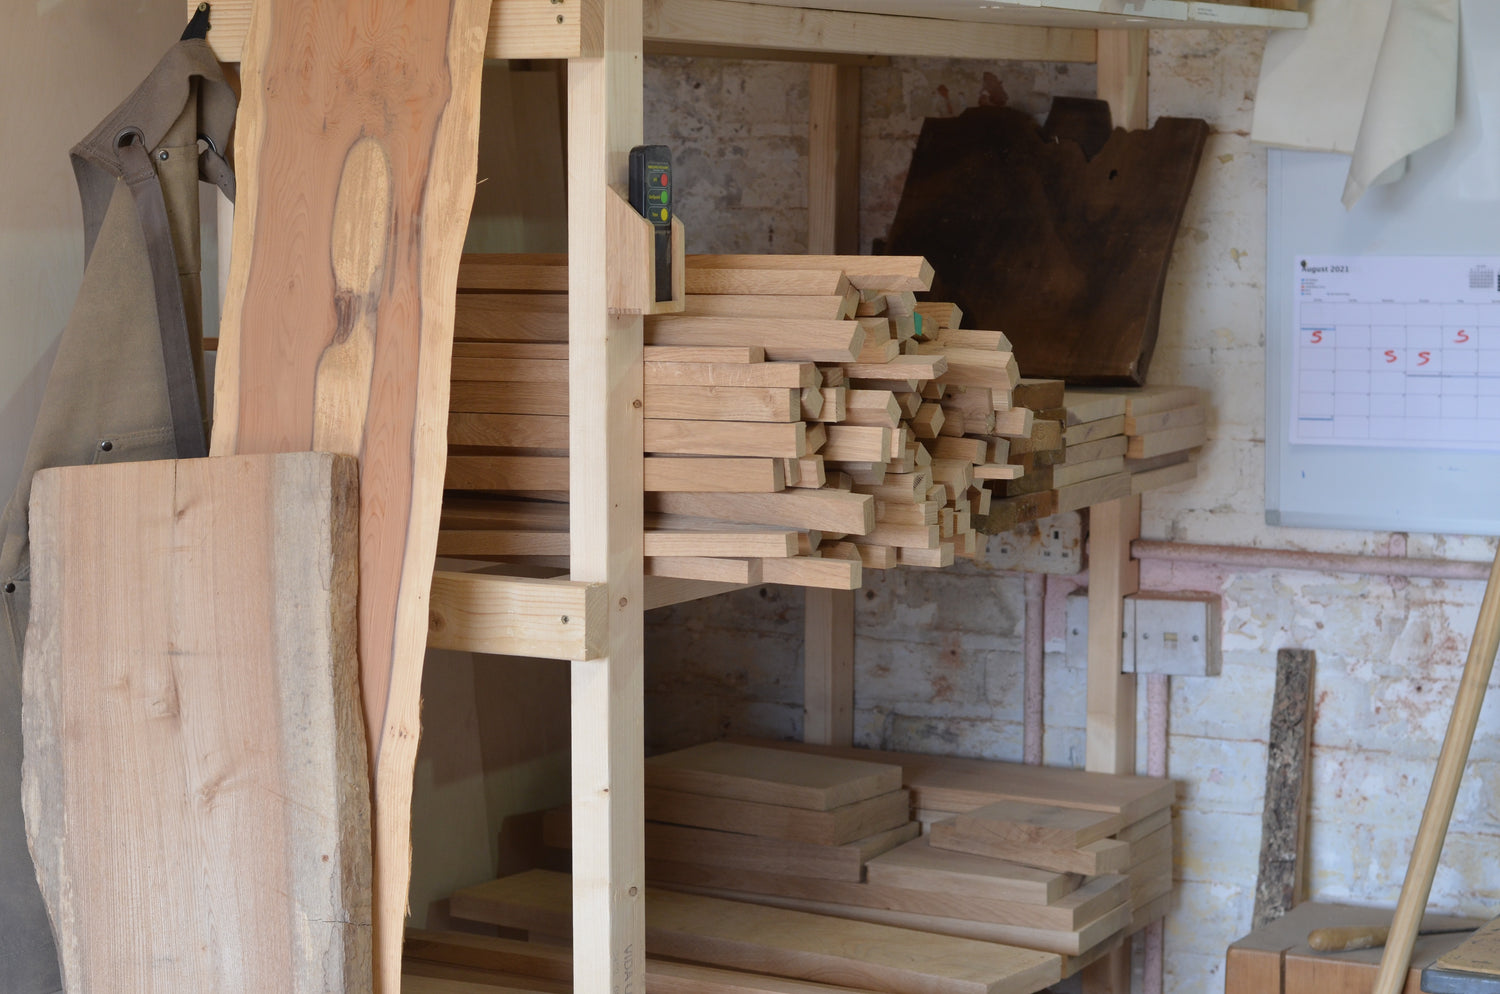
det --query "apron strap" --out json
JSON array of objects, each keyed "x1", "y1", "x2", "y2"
[{"x1": 117, "y1": 132, "x2": 208, "y2": 460}]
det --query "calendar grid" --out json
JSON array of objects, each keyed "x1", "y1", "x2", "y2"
[{"x1": 1291, "y1": 257, "x2": 1500, "y2": 450}]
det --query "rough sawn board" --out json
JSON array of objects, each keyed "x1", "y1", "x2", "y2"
[
  {"x1": 21, "y1": 453, "x2": 369, "y2": 994},
  {"x1": 882, "y1": 100, "x2": 1208, "y2": 385},
  {"x1": 208, "y1": 0, "x2": 489, "y2": 990}
]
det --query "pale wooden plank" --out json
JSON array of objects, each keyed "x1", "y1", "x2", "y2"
[
  {"x1": 450, "y1": 413, "x2": 569, "y2": 449},
  {"x1": 404, "y1": 928, "x2": 896, "y2": 994},
  {"x1": 1129, "y1": 459, "x2": 1197, "y2": 495},
  {"x1": 566, "y1": 2, "x2": 648, "y2": 987},
  {"x1": 736, "y1": 740, "x2": 1174, "y2": 824},
  {"x1": 1125, "y1": 422, "x2": 1208, "y2": 459},
  {"x1": 544, "y1": 815, "x2": 918, "y2": 883},
  {"x1": 648, "y1": 491, "x2": 875, "y2": 534},
  {"x1": 645, "y1": 858, "x2": 1127, "y2": 933},
  {"x1": 761, "y1": 556, "x2": 864, "y2": 590},
  {"x1": 450, "y1": 870, "x2": 1063, "y2": 994},
  {"x1": 1085, "y1": 497, "x2": 1140, "y2": 777},
  {"x1": 690, "y1": 254, "x2": 933, "y2": 291},
  {"x1": 865, "y1": 836, "x2": 1082, "y2": 907},
  {"x1": 645, "y1": 742, "x2": 901, "y2": 811},
  {"x1": 685, "y1": 294, "x2": 855, "y2": 320},
  {"x1": 645, "y1": 557, "x2": 764, "y2": 584},
  {"x1": 427, "y1": 572, "x2": 607, "y2": 660},
  {"x1": 645, "y1": 786, "x2": 910, "y2": 846},
  {"x1": 1055, "y1": 472, "x2": 1132, "y2": 514},
  {"x1": 646, "y1": 345, "x2": 767, "y2": 363},
  {"x1": 23, "y1": 454, "x2": 369, "y2": 994},
  {"x1": 685, "y1": 268, "x2": 853, "y2": 296},
  {"x1": 644, "y1": 0, "x2": 1101, "y2": 59},
  {"x1": 648, "y1": 0, "x2": 1303, "y2": 33},
  {"x1": 807, "y1": 63, "x2": 862, "y2": 256},
  {"x1": 804, "y1": 587, "x2": 856, "y2": 747},
  {"x1": 208, "y1": 0, "x2": 489, "y2": 986},
  {"x1": 647, "y1": 880, "x2": 1131, "y2": 959},
  {"x1": 1123, "y1": 404, "x2": 1205, "y2": 435},
  {"x1": 202, "y1": 0, "x2": 591, "y2": 62},
  {"x1": 646, "y1": 384, "x2": 802, "y2": 422},
  {"x1": 646, "y1": 361, "x2": 819, "y2": 389},
  {"x1": 942, "y1": 800, "x2": 1125, "y2": 850},
  {"x1": 646, "y1": 420, "x2": 807, "y2": 458},
  {"x1": 645, "y1": 315, "x2": 865, "y2": 363}
]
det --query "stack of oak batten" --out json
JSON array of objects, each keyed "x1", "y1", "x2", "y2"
[{"x1": 439, "y1": 253, "x2": 1037, "y2": 589}]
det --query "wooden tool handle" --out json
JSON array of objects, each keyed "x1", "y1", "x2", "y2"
[{"x1": 1309, "y1": 926, "x2": 1390, "y2": 952}]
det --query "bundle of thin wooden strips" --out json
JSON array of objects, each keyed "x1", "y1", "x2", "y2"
[
  {"x1": 441, "y1": 254, "x2": 1043, "y2": 588},
  {"x1": 979, "y1": 384, "x2": 1207, "y2": 534}
]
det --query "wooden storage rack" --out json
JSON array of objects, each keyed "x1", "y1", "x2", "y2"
[{"x1": 201, "y1": 2, "x2": 1305, "y2": 991}]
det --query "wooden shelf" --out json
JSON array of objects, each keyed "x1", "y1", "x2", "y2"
[
  {"x1": 199, "y1": 0, "x2": 1303, "y2": 64},
  {"x1": 705, "y1": 0, "x2": 1307, "y2": 30},
  {"x1": 428, "y1": 571, "x2": 608, "y2": 660}
]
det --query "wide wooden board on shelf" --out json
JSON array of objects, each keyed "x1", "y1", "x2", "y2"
[
  {"x1": 450, "y1": 870, "x2": 1063, "y2": 994},
  {"x1": 738, "y1": 739, "x2": 1174, "y2": 824},
  {"x1": 22, "y1": 454, "x2": 369, "y2": 994},
  {"x1": 206, "y1": 0, "x2": 490, "y2": 989},
  {"x1": 645, "y1": 741, "x2": 903, "y2": 811}
]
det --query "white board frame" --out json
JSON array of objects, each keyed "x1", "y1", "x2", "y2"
[{"x1": 1265, "y1": 0, "x2": 1500, "y2": 535}]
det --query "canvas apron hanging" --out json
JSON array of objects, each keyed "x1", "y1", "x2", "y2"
[{"x1": 0, "y1": 7, "x2": 235, "y2": 990}]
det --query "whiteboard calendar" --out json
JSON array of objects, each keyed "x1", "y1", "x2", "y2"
[{"x1": 1292, "y1": 256, "x2": 1500, "y2": 450}]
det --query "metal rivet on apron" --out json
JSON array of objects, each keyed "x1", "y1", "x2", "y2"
[
  {"x1": 158, "y1": 149, "x2": 169, "y2": 161},
  {"x1": 98, "y1": 440, "x2": 113, "y2": 452},
  {"x1": 3, "y1": 582, "x2": 14, "y2": 594}
]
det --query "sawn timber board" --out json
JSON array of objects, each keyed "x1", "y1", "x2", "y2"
[
  {"x1": 208, "y1": 1, "x2": 489, "y2": 991},
  {"x1": 451, "y1": 869, "x2": 1062, "y2": 994},
  {"x1": 738, "y1": 739, "x2": 1173, "y2": 823},
  {"x1": 645, "y1": 741, "x2": 903, "y2": 811},
  {"x1": 22, "y1": 454, "x2": 369, "y2": 994}
]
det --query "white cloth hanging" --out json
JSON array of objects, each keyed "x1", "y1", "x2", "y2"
[{"x1": 1251, "y1": 0, "x2": 1459, "y2": 207}]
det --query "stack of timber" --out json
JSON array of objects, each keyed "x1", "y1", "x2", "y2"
[
  {"x1": 446, "y1": 868, "x2": 1064, "y2": 994},
  {"x1": 441, "y1": 254, "x2": 1038, "y2": 587},
  {"x1": 405, "y1": 926, "x2": 1059, "y2": 994},
  {"x1": 543, "y1": 741, "x2": 922, "y2": 885},
  {"x1": 689, "y1": 738, "x2": 1178, "y2": 971},
  {"x1": 540, "y1": 739, "x2": 1173, "y2": 973},
  {"x1": 981, "y1": 385, "x2": 1206, "y2": 534}
]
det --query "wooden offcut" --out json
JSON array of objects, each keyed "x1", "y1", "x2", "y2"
[
  {"x1": 207, "y1": 0, "x2": 489, "y2": 987},
  {"x1": 645, "y1": 741, "x2": 903, "y2": 811},
  {"x1": 451, "y1": 871, "x2": 1061, "y2": 994},
  {"x1": 22, "y1": 454, "x2": 369, "y2": 994}
]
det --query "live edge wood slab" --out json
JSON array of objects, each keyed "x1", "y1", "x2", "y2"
[
  {"x1": 22, "y1": 454, "x2": 369, "y2": 994},
  {"x1": 208, "y1": 1, "x2": 489, "y2": 991},
  {"x1": 882, "y1": 98, "x2": 1208, "y2": 385}
]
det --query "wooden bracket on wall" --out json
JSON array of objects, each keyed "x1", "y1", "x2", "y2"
[{"x1": 607, "y1": 187, "x2": 686, "y2": 314}]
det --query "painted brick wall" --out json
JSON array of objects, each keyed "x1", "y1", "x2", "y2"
[{"x1": 643, "y1": 30, "x2": 1500, "y2": 994}]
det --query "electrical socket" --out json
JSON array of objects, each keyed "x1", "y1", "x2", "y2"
[{"x1": 987, "y1": 511, "x2": 1084, "y2": 574}]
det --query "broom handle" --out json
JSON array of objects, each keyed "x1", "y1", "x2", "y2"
[{"x1": 1372, "y1": 545, "x2": 1500, "y2": 994}]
